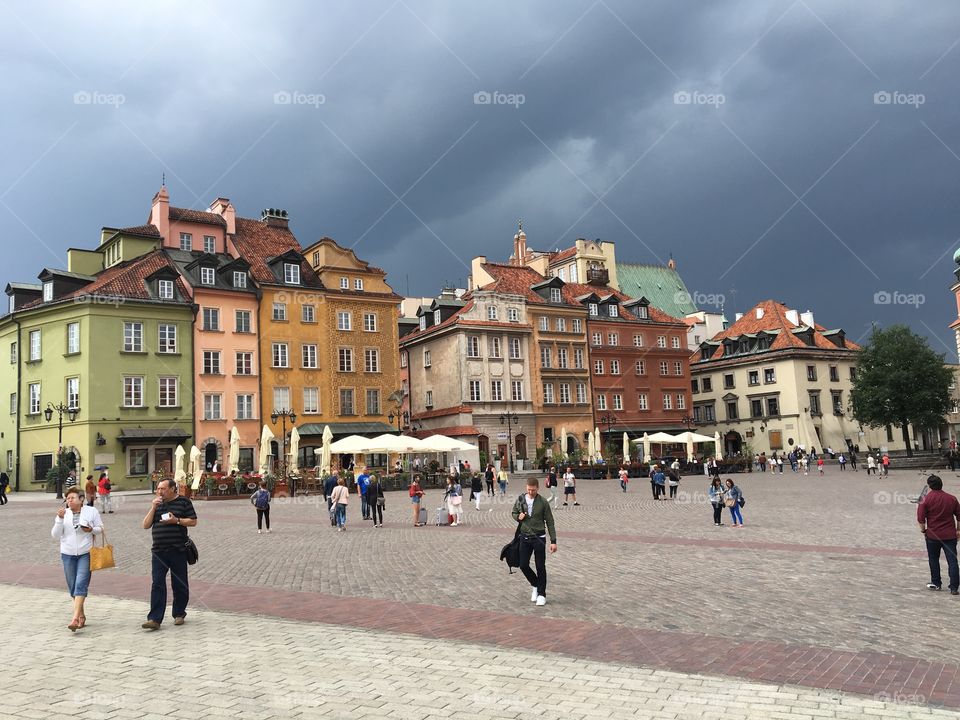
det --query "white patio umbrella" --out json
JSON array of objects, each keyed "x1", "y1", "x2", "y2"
[
  {"x1": 189, "y1": 445, "x2": 202, "y2": 490},
  {"x1": 622, "y1": 432, "x2": 630, "y2": 464},
  {"x1": 418, "y1": 435, "x2": 473, "y2": 452},
  {"x1": 587, "y1": 431, "x2": 596, "y2": 463},
  {"x1": 173, "y1": 445, "x2": 186, "y2": 484},
  {"x1": 318, "y1": 425, "x2": 333, "y2": 475},
  {"x1": 329, "y1": 435, "x2": 375, "y2": 453},
  {"x1": 228, "y1": 426, "x2": 240, "y2": 473},
  {"x1": 259, "y1": 425, "x2": 275, "y2": 475},
  {"x1": 714, "y1": 431, "x2": 723, "y2": 460},
  {"x1": 594, "y1": 427, "x2": 602, "y2": 462},
  {"x1": 641, "y1": 432, "x2": 651, "y2": 463},
  {"x1": 559, "y1": 426, "x2": 567, "y2": 457},
  {"x1": 288, "y1": 427, "x2": 301, "y2": 475}
]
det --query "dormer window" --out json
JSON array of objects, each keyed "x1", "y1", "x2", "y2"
[
  {"x1": 608, "y1": 304, "x2": 619, "y2": 318},
  {"x1": 433, "y1": 310, "x2": 441, "y2": 325},
  {"x1": 588, "y1": 303, "x2": 598, "y2": 316},
  {"x1": 419, "y1": 317, "x2": 426, "y2": 331},
  {"x1": 550, "y1": 288, "x2": 561, "y2": 303},
  {"x1": 42, "y1": 282, "x2": 53, "y2": 303},
  {"x1": 488, "y1": 306, "x2": 498, "y2": 320},
  {"x1": 179, "y1": 233, "x2": 192, "y2": 251},
  {"x1": 354, "y1": 278, "x2": 363, "y2": 291},
  {"x1": 284, "y1": 263, "x2": 300, "y2": 285},
  {"x1": 200, "y1": 267, "x2": 215, "y2": 285},
  {"x1": 203, "y1": 236, "x2": 216, "y2": 253},
  {"x1": 158, "y1": 280, "x2": 174, "y2": 300},
  {"x1": 233, "y1": 272, "x2": 247, "y2": 289},
  {"x1": 340, "y1": 277, "x2": 348, "y2": 289},
  {"x1": 637, "y1": 305, "x2": 648, "y2": 319}
]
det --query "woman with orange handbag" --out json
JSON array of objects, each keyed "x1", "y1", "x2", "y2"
[{"x1": 52, "y1": 485, "x2": 103, "y2": 631}]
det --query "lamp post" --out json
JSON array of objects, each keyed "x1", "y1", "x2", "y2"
[
  {"x1": 681, "y1": 414, "x2": 696, "y2": 430},
  {"x1": 387, "y1": 410, "x2": 410, "y2": 433},
  {"x1": 499, "y1": 412, "x2": 519, "y2": 472},
  {"x1": 44, "y1": 402, "x2": 79, "y2": 499},
  {"x1": 270, "y1": 408, "x2": 297, "y2": 496},
  {"x1": 599, "y1": 413, "x2": 617, "y2": 476}
]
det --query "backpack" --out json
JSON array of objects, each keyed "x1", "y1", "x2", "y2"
[
  {"x1": 251, "y1": 489, "x2": 269, "y2": 509},
  {"x1": 499, "y1": 495, "x2": 527, "y2": 573}
]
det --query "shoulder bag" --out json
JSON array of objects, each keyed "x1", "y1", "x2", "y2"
[{"x1": 89, "y1": 529, "x2": 115, "y2": 572}]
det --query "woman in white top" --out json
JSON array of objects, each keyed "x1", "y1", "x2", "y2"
[
  {"x1": 330, "y1": 477, "x2": 350, "y2": 532},
  {"x1": 52, "y1": 485, "x2": 103, "y2": 631}
]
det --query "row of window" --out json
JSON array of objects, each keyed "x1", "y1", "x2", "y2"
[
  {"x1": 464, "y1": 336, "x2": 524, "y2": 361},
  {"x1": 179, "y1": 232, "x2": 219, "y2": 254},
  {"x1": 594, "y1": 392, "x2": 687, "y2": 412},
  {"x1": 309, "y1": 253, "x2": 367, "y2": 293},
  {"x1": 693, "y1": 364, "x2": 855, "y2": 393},
  {"x1": 536, "y1": 317, "x2": 583, "y2": 333},
  {"x1": 265, "y1": 344, "x2": 380, "y2": 372},
  {"x1": 484, "y1": 306, "x2": 521, "y2": 322},
  {"x1": 17, "y1": 324, "x2": 83, "y2": 362},
  {"x1": 694, "y1": 396, "x2": 781, "y2": 423}
]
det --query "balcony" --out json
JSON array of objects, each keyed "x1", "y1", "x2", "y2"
[{"x1": 587, "y1": 267, "x2": 609, "y2": 285}]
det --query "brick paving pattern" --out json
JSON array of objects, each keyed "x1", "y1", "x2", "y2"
[{"x1": 4, "y1": 466, "x2": 960, "y2": 716}]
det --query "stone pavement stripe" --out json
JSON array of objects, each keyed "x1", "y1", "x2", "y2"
[
  {"x1": 3, "y1": 561, "x2": 958, "y2": 710},
  {"x1": 5, "y1": 583, "x2": 957, "y2": 720},
  {"x1": 197, "y1": 509, "x2": 928, "y2": 559}
]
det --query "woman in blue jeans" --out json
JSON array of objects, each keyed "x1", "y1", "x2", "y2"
[
  {"x1": 52, "y1": 485, "x2": 103, "y2": 630},
  {"x1": 724, "y1": 478, "x2": 744, "y2": 527}
]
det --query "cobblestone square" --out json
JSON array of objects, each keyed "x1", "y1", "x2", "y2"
[{"x1": 4, "y1": 466, "x2": 960, "y2": 718}]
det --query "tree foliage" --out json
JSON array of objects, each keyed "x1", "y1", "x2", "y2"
[{"x1": 850, "y1": 325, "x2": 951, "y2": 455}]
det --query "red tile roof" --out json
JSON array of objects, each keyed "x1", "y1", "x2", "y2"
[
  {"x1": 118, "y1": 223, "x2": 161, "y2": 238},
  {"x1": 549, "y1": 247, "x2": 577, "y2": 263},
  {"x1": 697, "y1": 300, "x2": 859, "y2": 361},
  {"x1": 230, "y1": 217, "x2": 322, "y2": 286},
  {"x1": 412, "y1": 425, "x2": 479, "y2": 438},
  {"x1": 480, "y1": 263, "x2": 567, "y2": 305},
  {"x1": 399, "y1": 299, "x2": 476, "y2": 343},
  {"x1": 58, "y1": 250, "x2": 189, "y2": 303},
  {"x1": 413, "y1": 404, "x2": 473, "y2": 421},
  {"x1": 169, "y1": 206, "x2": 227, "y2": 226}
]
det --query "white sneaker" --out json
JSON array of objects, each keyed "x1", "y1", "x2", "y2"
[
  {"x1": 536, "y1": 596, "x2": 546, "y2": 606},
  {"x1": 531, "y1": 587, "x2": 539, "y2": 602},
  {"x1": 258, "y1": 529, "x2": 262, "y2": 534},
  {"x1": 451, "y1": 522, "x2": 458, "y2": 526},
  {"x1": 265, "y1": 529, "x2": 271, "y2": 533}
]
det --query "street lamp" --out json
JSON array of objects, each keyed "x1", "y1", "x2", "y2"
[
  {"x1": 681, "y1": 414, "x2": 696, "y2": 430},
  {"x1": 499, "y1": 412, "x2": 519, "y2": 472},
  {"x1": 387, "y1": 410, "x2": 410, "y2": 432},
  {"x1": 270, "y1": 408, "x2": 297, "y2": 496},
  {"x1": 599, "y1": 414, "x2": 617, "y2": 477},
  {"x1": 44, "y1": 402, "x2": 79, "y2": 499}
]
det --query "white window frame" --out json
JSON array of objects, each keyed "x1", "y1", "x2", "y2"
[
  {"x1": 509, "y1": 338, "x2": 521, "y2": 359},
  {"x1": 508, "y1": 308, "x2": 520, "y2": 322},
  {"x1": 203, "y1": 308, "x2": 220, "y2": 331},
  {"x1": 303, "y1": 387, "x2": 320, "y2": 414},
  {"x1": 122, "y1": 323, "x2": 142, "y2": 353},
  {"x1": 158, "y1": 377, "x2": 178, "y2": 408},
  {"x1": 365, "y1": 388, "x2": 380, "y2": 415},
  {"x1": 574, "y1": 348, "x2": 584, "y2": 369},
  {"x1": 272, "y1": 343, "x2": 289, "y2": 368},
  {"x1": 284, "y1": 263, "x2": 301, "y2": 285},
  {"x1": 302, "y1": 344, "x2": 318, "y2": 369},
  {"x1": 559, "y1": 383, "x2": 570, "y2": 404},
  {"x1": 467, "y1": 336, "x2": 480, "y2": 358},
  {"x1": 469, "y1": 380, "x2": 482, "y2": 402},
  {"x1": 608, "y1": 304, "x2": 619, "y2": 318},
  {"x1": 302, "y1": 304, "x2": 316, "y2": 323},
  {"x1": 576, "y1": 383, "x2": 586, "y2": 404},
  {"x1": 638, "y1": 393, "x2": 648, "y2": 411},
  {"x1": 489, "y1": 337, "x2": 502, "y2": 358},
  {"x1": 235, "y1": 310, "x2": 252, "y2": 333},
  {"x1": 354, "y1": 278, "x2": 363, "y2": 291},
  {"x1": 337, "y1": 312, "x2": 352, "y2": 331},
  {"x1": 236, "y1": 352, "x2": 253, "y2": 376},
  {"x1": 364, "y1": 348, "x2": 379, "y2": 373},
  {"x1": 594, "y1": 359, "x2": 604, "y2": 375},
  {"x1": 123, "y1": 376, "x2": 144, "y2": 408},
  {"x1": 179, "y1": 232, "x2": 192, "y2": 251},
  {"x1": 158, "y1": 324, "x2": 177, "y2": 354},
  {"x1": 511, "y1": 380, "x2": 524, "y2": 402},
  {"x1": 28, "y1": 382, "x2": 41, "y2": 414},
  {"x1": 200, "y1": 267, "x2": 215, "y2": 285},
  {"x1": 203, "y1": 394, "x2": 223, "y2": 421},
  {"x1": 233, "y1": 272, "x2": 247, "y2": 289},
  {"x1": 66, "y1": 322, "x2": 80, "y2": 354},
  {"x1": 613, "y1": 394, "x2": 623, "y2": 410},
  {"x1": 204, "y1": 235, "x2": 216, "y2": 253},
  {"x1": 66, "y1": 377, "x2": 79, "y2": 410},
  {"x1": 423, "y1": 349, "x2": 432, "y2": 368},
  {"x1": 596, "y1": 394, "x2": 607, "y2": 411},
  {"x1": 608, "y1": 333, "x2": 618, "y2": 346},
  {"x1": 237, "y1": 394, "x2": 255, "y2": 420},
  {"x1": 572, "y1": 319, "x2": 582, "y2": 333},
  {"x1": 538, "y1": 317, "x2": 549, "y2": 331},
  {"x1": 611, "y1": 359, "x2": 620, "y2": 375},
  {"x1": 158, "y1": 279, "x2": 174, "y2": 299},
  {"x1": 487, "y1": 306, "x2": 498, "y2": 320},
  {"x1": 490, "y1": 380, "x2": 503, "y2": 402},
  {"x1": 543, "y1": 383, "x2": 554, "y2": 404},
  {"x1": 202, "y1": 351, "x2": 222, "y2": 375},
  {"x1": 363, "y1": 313, "x2": 377, "y2": 332},
  {"x1": 272, "y1": 303, "x2": 287, "y2": 321},
  {"x1": 550, "y1": 288, "x2": 562, "y2": 303},
  {"x1": 340, "y1": 277, "x2": 349, "y2": 289},
  {"x1": 339, "y1": 348, "x2": 353, "y2": 372}
]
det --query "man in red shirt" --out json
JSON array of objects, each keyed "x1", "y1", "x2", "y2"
[{"x1": 917, "y1": 475, "x2": 960, "y2": 594}]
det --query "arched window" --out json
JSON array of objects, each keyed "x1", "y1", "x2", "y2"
[{"x1": 477, "y1": 434, "x2": 489, "y2": 458}]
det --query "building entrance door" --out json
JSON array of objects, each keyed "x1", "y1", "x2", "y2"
[{"x1": 497, "y1": 444, "x2": 507, "y2": 466}]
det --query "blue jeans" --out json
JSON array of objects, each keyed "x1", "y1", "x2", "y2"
[
  {"x1": 335, "y1": 504, "x2": 347, "y2": 528},
  {"x1": 926, "y1": 538, "x2": 959, "y2": 591},
  {"x1": 149, "y1": 548, "x2": 189, "y2": 623},
  {"x1": 360, "y1": 495, "x2": 369, "y2": 519},
  {"x1": 61, "y1": 552, "x2": 91, "y2": 597},
  {"x1": 729, "y1": 504, "x2": 743, "y2": 524}
]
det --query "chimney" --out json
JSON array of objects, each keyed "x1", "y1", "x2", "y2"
[
  {"x1": 735, "y1": 312, "x2": 744, "y2": 321},
  {"x1": 800, "y1": 310, "x2": 815, "y2": 328},
  {"x1": 667, "y1": 253, "x2": 676, "y2": 270},
  {"x1": 755, "y1": 307, "x2": 764, "y2": 319},
  {"x1": 785, "y1": 309, "x2": 799, "y2": 326},
  {"x1": 150, "y1": 185, "x2": 170, "y2": 242},
  {"x1": 512, "y1": 221, "x2": 527, "y2": 266},
  {"x1": 261, "y1": 208, "x2": 289, "y2": 230},
  {"x1": 209, "y1": 198, "x2": 236, "y2": 235}
]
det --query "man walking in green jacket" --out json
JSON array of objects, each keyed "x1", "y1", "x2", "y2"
[{"x1": 512, "y1": 478, "x2": 558, "y2": 606}]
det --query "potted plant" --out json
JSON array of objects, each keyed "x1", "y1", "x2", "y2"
[{"x1": 204, "y1": 474, "x2": 215, "y2": 497}]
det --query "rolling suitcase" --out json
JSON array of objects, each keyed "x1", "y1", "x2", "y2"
[
  {"x1": 419, "y1": 507, "x2": 428, "y2": 525},
  {"x1": 435, "y1": 507, "x2": 449, "y2": 526}
]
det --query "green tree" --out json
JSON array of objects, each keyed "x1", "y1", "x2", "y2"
[{"x1": 850, "y1": 325, "x2": 952, "y2": 457}]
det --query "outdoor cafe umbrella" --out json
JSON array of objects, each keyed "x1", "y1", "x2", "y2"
[
  {"x1": 587, "y1": 431, "x2": 596, "y2": 463},
  {"x1": 189, "y1": 445, "x2": 202, "y2": 490},
  {"x1": 173, "y1": 445, "x2": 186, "y2": 485},
  {"x1": 641, "y1": 432, "x2": 651, "y2": 463},
  {"x1": 622, "y1": 432, "x2": 630, "y2": 464},
  {"x1": 319, "y1": 425, "x2": 333, "y2": 475},
  {"x1": 559, "y1": 426, "x2": 567, "y2": 458},
  {"x1": 228, "y1": 426, "x2": 240, "y2": 474},
  {"x1": 259, "y1": 425, "x2": 275, "y2": 475},
  {"x1": 594, "y1": 427, "x2": 602, "y2": 462},
  {"x1": 288, "y1": 426, "x2": 301, "y2": 475},
  {"x1": 714, "y1": 431, "x2": 723, "y2": 460}
]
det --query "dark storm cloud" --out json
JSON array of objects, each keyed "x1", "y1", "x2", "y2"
[{"x1": 2, "y1": 1, "x2": 959, "y2": 355}]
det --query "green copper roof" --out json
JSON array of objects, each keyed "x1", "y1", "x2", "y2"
[{"x1": 615, "y1": 261, "x2": 697, "y2": 317}]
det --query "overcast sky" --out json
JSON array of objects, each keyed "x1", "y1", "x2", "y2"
[{"x1": 2, "y1": 1, "x2": 959, "y2": 356}]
